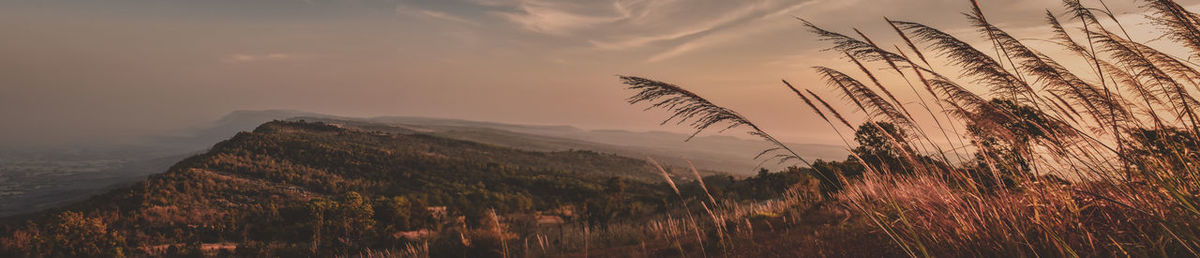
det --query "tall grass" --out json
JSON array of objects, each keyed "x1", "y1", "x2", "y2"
[
  {"x1": 620, "y1": 0, "x2": 1200, "y2": 256},
  {"x1": 354, "y1": 171, "x2": 825, "y2": 257}
]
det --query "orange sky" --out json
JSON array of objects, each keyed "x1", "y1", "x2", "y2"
[{"x1": 2, "y1": 0, "x2": 1197, "y2": 148}]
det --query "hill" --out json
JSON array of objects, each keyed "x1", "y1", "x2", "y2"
[
  {"x1": 0, "y1": 120, "x2": 694, "y2": 256},
  {"x1": 149, "y1": 109, "x2": 844, "y2": 174},
  {"x1": 4, "y1": 109, "x2": 835, "y2": 217},
  {"x1": 357, "y1": 115, "x2": 846, "y2": 174}
]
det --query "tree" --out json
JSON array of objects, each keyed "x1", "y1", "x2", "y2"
[
  {"x1": 584, "y1": 177, "x2": 631, "y2": 227},
  {"x1": 42, "y1": 212, "x2": 125, "y2": 257},
  {"x1": 306, "y1": 192, "x2": 376, "y2": 254},
  {"x1": 374, "y1": 196, "x2": 434, "y2": 233},
  {"x1": 852, "y1": 122, "x2": 913, "y2": 174}
]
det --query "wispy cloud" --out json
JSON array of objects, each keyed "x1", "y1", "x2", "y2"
[
  {"x1": 645, "y1": 1, "x2": 820, "y2": 62},
  {"x1": 492, "y1": 0, "x2": 631, "y2": 35},
  {"x1": 421, "y1": 10, "x2": 480, "y2": 26},
  {"x1": 394, "y1": 3, "x2": 481, "y2": 27},
  {"x1": 221, "y1": 53, "x2": 302, "y2": 64},
  {"x1": 588, "y1": 1, "x2": 769, "y2": 50},
  {"x1": 475, "y1": 0, "x2": 812, "y2": 61}
]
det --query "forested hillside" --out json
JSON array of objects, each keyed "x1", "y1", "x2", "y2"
[{"x1": 0, "y1": 120, "x2": 709, "y2": 256}]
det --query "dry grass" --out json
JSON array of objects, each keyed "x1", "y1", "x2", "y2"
[
  {"x1": 614, "y1": 0, "x2": 1200, "y2": 257},
  {"x1": 355, "y1": 0, "x2": 1200, "y2": 257}
]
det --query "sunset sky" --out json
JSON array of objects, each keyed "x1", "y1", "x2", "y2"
[{"x1": 2, "y1": 0, "x2": 1194, "y2": 147}]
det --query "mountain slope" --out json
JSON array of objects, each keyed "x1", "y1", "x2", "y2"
[
  {"x1": 0, "y1": 109, "x2": 842, "y2": 218},
  {"x1": 0, "y1": 120, "x2": 683, "y2": 256},
  {"x1": 102, "y1": 120, "x2": 669, "y2": 212},
  {"x1": 149, "y1": 109, "x2": 845, "y2": 175}
]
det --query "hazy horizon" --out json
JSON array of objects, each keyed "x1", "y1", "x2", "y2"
[
  {"x1": 3, "y1": 0, "x2": 1194, "y2": 148},
  {"x1": 0, "y1": 108, "x2": 850, "y2": 152}
]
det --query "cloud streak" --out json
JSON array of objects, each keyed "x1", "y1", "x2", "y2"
[
  {"x1": 587, "y1": 1, "x2": 772, "y2": 51},
  {"x1": 644, "y1": 1, "x2": 821, "y2": 62},
  {"x1": 422, "y1": 10, "x2": 481, "y2": 26},
  {"x1": 493, "y1": 0, "x2": 632, "y2": 35},
  {"x1": 222, "y1": 53, "x2": 303, "y2": 64}
]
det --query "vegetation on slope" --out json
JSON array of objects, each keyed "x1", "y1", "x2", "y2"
[{"x1": 0, "y1": 120, "x2": 683, "y2": 256}]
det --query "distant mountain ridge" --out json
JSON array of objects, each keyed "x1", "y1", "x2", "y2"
[
  {"x1": 0, "y1": 109, "x2": 846, "y2": 217},
  {"x1": 194, "y1": 110, "x2": 846, "y2": 175}
]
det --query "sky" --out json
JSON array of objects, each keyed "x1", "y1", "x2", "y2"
[{"x1": 1, "y1": 0, "x2": 1196, "y2": 148}]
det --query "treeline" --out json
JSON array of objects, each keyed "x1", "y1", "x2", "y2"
[{"x1": 0, "y1": 121, "x2": 809, "y2": 257}]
